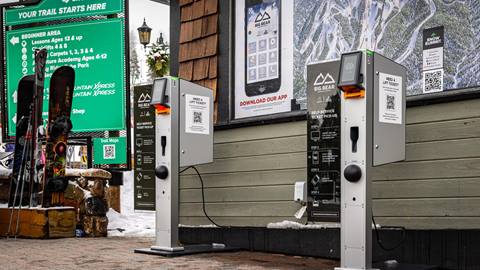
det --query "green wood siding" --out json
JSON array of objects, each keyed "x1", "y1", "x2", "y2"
[{"x1": 180, "y1": 99, "x2": 480, "y2": 229}]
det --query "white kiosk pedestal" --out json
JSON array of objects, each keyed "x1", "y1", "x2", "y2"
[{"x1": 135, "y1": 78, "x2": 237, "y2": 257}]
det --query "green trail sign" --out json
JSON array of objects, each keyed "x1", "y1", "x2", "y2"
[
  {"x1": 6, "y1": 18, "x2": 126, "y2": 136},
  {"x1": 93, "y1": 137, "x2": 127, "y2": 165},
  {"x1": 5, "y1": 0, "x2": 124, "y2": 26}
]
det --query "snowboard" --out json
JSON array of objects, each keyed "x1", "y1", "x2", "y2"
[
  {"x1": 8, "y1": 75, "x2": 35, "y2": 207},
  {"x1": 42, "y1": 66, "x2": 75, "y2": 207},
  {"x1": 29, "y1": 49, "x2": 48, "y2": 207}
]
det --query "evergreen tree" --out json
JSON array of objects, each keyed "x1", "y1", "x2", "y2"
[{"x1": 129, "y1": 30, "x2": 141, "y2": 85}]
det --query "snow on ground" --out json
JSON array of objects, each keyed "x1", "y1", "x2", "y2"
[
  {"x1": 106, "y1": 170, "x2": 155, "y2": 237},
  {"x1": 107, "y1": 208, "x2": 155, "y2": 237},
  {"x1": 267, "y1": 220, "x2": 341, "y2": 230},
  {"x1": 179, "y1": 224, "x2": 218, "y2": 228},
  {"x1": 120, "y1": 171, "x2": 135, "y2": 215}
]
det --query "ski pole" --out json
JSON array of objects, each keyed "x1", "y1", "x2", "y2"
[
  {"x1": 14, "y1": 134, "x2": 32, "y2": 238},
  {"x1": 7, "y1": 118, "x2": 32, "y2": 238}
]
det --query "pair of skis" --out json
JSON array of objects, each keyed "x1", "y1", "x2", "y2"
[
  {"x1": 7, "y1": 49, "x2": 46, "y2": 237},
  {"x1": 7, "y1": 49, "x2": 75, "y2": 237},
  {"x1": 8, "y1": 49, "x2": 46, "y2": 209}
]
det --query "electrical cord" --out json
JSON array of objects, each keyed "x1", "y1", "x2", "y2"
[
  {"x1": 372, "y1": 214, "x2": 406, "y2": 252},
  {"x1": 180, "y1": 166, "x2": 226, "y2": 228},
  {"x1": 181, "y1": 167, "x2": 310, "y2": 228},
  {"x1": 179, "y1": 166, "x2": 191, "y2": 174},
  {"x1": 182, "y1": 164, "x2": 404, "y2": 250},
  {"x1": 182, "y1": 166, "x2": 405, "y2": 244}
]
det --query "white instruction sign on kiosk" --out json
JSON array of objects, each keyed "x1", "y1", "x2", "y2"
[
  {"x1": 378, "y1": 73, "x2": 402, "y2": 125},
  {"x1": 185, "y1": 94, "x2": 210, "y2": 135}
]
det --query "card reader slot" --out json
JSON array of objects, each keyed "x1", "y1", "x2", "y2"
[
  {"x1": 161, "y1": 136, "x2": 167, "y2": 156},
  {"x1": 350, "y1": 126, "x2": 359, "y2": 153}
]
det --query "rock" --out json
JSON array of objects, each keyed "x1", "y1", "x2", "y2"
[
  {"x1": 77, "y1": 176, "x2": 89, "y2": 189},
  {"x1": 105, "y1": 186, "x2": 121, "y2": 213},
  {"x1": 56, "y1": 168, "x2": 112, "y2": 237},
  {"x1": 85, "y1": 197, "x2": 108, "y2": 216},
  {"x1": 90, "y1": 180, "x2": 105, "y2": 198},
  {"x1": 82, "y1": 215, "x2": 108, "y2": 237}
]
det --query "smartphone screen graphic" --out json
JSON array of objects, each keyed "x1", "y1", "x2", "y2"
[{"x1": 245, "y1": 0, "x2": 281, "y2": 97}]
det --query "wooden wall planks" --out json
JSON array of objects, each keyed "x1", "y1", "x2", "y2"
[{"x1": 179, "y1": 98, "x2": 480, "y2": 229}]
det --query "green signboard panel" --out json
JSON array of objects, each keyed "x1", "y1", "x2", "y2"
[
  {"x1": 6, "y1": 19, "x2": 126, "y2": 136},
  {"x1": 93, "y1": 137, "x2": 127, "y2": 165},
  {"x1": 5, "y1": 0, "x2": 124, "y2": 26}
]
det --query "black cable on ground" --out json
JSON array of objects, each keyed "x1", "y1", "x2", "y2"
[
  {"x1": 180, "y1": 166, "x2": 226, "y2": 228},
  {"x1": 372, "y1": 214, "x2": 406, "y2": 252}
]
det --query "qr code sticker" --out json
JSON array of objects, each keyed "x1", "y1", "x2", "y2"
[
  {"x1": 424, "y1": 69, "x2": 443, "y2": 93},
  {"x1": 386, "y1": 95, "x2": 395, "y2": 110},
  {"x1": 194, "y1": 111, "x2": 203, "y2": 124},
  {"x1": 103, "y1": 144, "x2": 115, "y2": 159}
]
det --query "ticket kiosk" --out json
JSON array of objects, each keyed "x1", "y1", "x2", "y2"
[{"x1": 335, "y1": 51, "x2": 406, "y2": 270}]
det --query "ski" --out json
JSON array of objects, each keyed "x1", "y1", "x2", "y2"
[
  {"x1": 29, "y1": 49, "x2": 47, "y2": 207},
  {"x1": 8, "y1": 75, "x2": 35, "y2": 208},
  {"x1": 7, "y1": 75, "x2": 35, "y2": 238},
  {"x1": 42, "y1": 66, "x2": 75, "y2": 207}
]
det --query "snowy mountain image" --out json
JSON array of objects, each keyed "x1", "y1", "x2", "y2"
[{"x1": 293, "y1": 0, "x2": 480, "y2": 103}]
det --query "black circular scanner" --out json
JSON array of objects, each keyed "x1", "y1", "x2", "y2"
[
  {"x1": 344, "y1": 164, "x2": 362, "y2": 183},
  {"x1": 155, "y1": 165, "x2": 169, "y2": 180}
]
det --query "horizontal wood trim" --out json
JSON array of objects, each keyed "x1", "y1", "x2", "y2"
[
  {"x1": 373, "y1": 198, "x2": 480, "y2": 217},
  {"x1": 180, "y1": 201, "x2": 301, "y2": 217},
  {"x1": 212, "y1": 136, "x2": 480, "y2": 161},
  {"x1": 184, "y1": 152, "x2": 306, "y2": 175},
  {"x1": 181, "y1": 216, "x2": 480, "y2": 230},
  {"x1": 213, "y1": 114, "x2": 480, "y2": 146},
  {"x1": 372, "y1": 158, "x2": 480, "y2": 181},
  {"x1": 180, "y1": 185, "x2": 293, "y2": 203},
  {"x1": 406, "y1": 118, "x2": 480, "y2": 143},
  {"x1": 214, "y1": 121, "x2": 306, "y2": 144},
  {"x1": 372, "y1": 178, "x2": 480, "y2": 199},
  {"x1": 406, "y1": 97, "x2": 480, "y2": 124},
  {"x1": 214, "y1": 135, "x2": 306, "y2": 159},
  {"x1": 375, "y1": 217, "x2": 480, "y2": 230},
  {"x1": 179, "y1": 216, "x2": 306, "y2": 227},
  {"x1": 180, "y1": 168, "x2": 306, "y2": 189},
  {"x1": 181, "y1": 216, "x2": 480, "y2": 229},
  {"x1": 405, "y1": 138, "x2": 480, "y2": 161},
  {"x1": 213, "y1": 98, "x2": 480, "y2": 132}
]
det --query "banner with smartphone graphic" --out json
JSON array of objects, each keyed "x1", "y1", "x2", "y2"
[{"x1": 234, "y1": 0, "x2": 294, "y2": 119}]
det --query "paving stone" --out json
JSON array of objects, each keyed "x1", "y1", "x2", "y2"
[{"x1": 0, "y1": 237, "x2": 338, "y2": 270}]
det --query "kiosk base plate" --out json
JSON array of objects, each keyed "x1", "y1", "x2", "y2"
[
  {"x1": 373, "y1": 262, "x2": 439, "y2": 270},
  {"x1": 134, "y1": 244, "x2": 240, "y2": 257}
]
